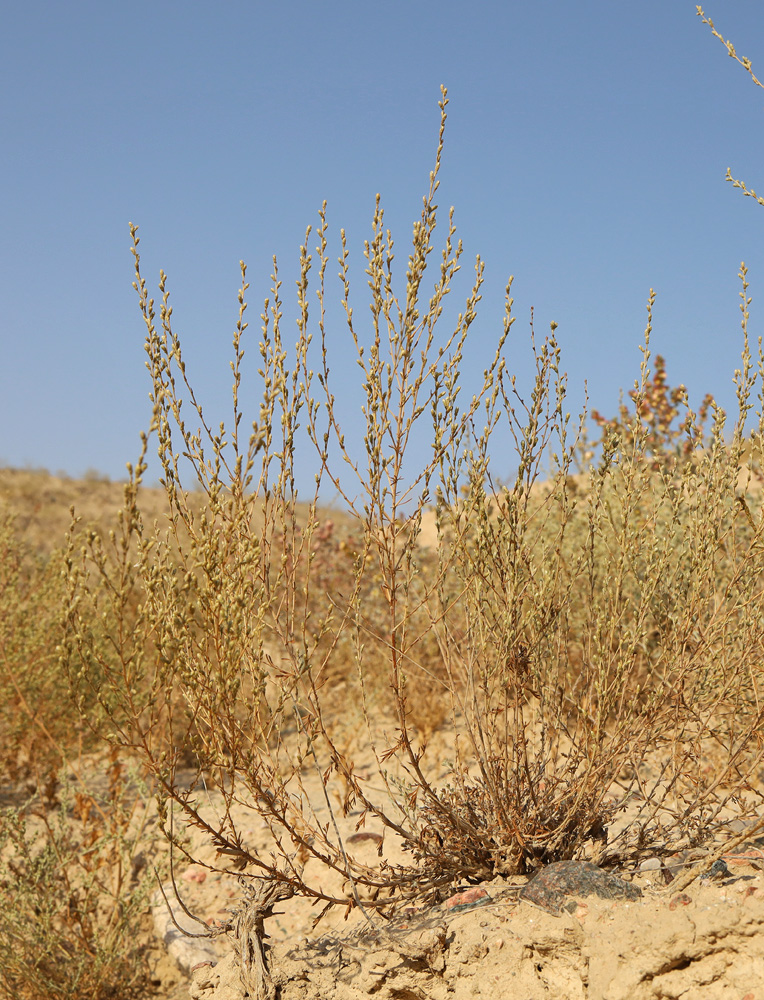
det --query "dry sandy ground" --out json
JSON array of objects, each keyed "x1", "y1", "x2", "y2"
[
  {"x1": 187, "y1": 884, "x2": 764, "y2": 1000},
  {"x1": 160, "y1": 848, "x2": 764, "y2": 1000},
  {"x1": 146, "y1": 773, "x2": 764, "y2": 1000}
]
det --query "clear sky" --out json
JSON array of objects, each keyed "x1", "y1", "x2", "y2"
[{"x1": 3, "y1": 1, "x2": 764, "y2": 495}]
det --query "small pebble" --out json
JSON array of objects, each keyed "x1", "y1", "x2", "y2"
[
  {"x1": 182, "y1": 865, "x2": 208, "y2": 884},
  {"x1": 639, "y1": 857, "x2": 662, "y2": 872},
  {"x1": 347, "y1": 831, "x2": 383, "y2": 846},
  {"x1": 445, "y1": 887, "x2": 489, "y2": 910},
  {"x1": 564, "y1": 900, "x2": 588, "y2": 920},
  {"x1": 669, "y1": 893, "x2": 692, "y2": 910},
  {"x1": 699, "y1": 859, "x2": 731, "y2": 883}
]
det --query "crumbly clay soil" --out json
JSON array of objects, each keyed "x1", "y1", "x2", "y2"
[
  {"x1": 142, "y1": 721, "x2": 764, "y2": 1000},
  {"x1": 148, "y1": 774, "x2": 764, "y2": 1000},
  {"x1": 178, "y1": 869, "x2": 764, "y2": 1000}
]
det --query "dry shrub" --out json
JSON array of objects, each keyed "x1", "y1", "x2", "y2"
[
  {"x1": 0, "y1": 504, "x2": 85, "y2": 789},
  {"x1": 59, "y1": 88, "x2": 764, "y2": 968},
  {"x1": 0, "y1": 752, "x2": 156, "y2": 1000},
  {"x1": 419, "y1": 295, "x2": 764, "y2": 879},
  {"x1": 0, "y1": 496, "x2": 162, "y2": 998}
]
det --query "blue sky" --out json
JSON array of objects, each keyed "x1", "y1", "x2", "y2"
[{"x1": 3, "y1": 1, "x2": 764, "y2": 495}]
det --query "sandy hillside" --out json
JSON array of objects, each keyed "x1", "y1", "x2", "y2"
[{"x1": 4, "y1": 466, "x2": 764, "y2": 999}]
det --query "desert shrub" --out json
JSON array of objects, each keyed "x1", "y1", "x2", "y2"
[
  {"x1": 0, "y1": 495, "x2": 163, "y2": 998},
  {"x1": 0, "y1": 752, "x2": 156, "y2": 1000},
  {"x1": 0, "y1": 504, "x2": 84, "y2": 789},
  {"x1": 60, "y1": 86, "x2": 764, "y2": 979},
  {"x1": 406, "y1": 277, "x2": 764, "y2": 879},
  {"x1": 591, "y1": 352, "x2": 713, "y2": 467},
  {"x1": 0, "y1": 495, "x2": 145, "y2": 793}
]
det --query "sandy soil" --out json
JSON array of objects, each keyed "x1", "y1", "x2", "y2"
[
  {"x1": 146, "y1": 768, "x2": 764, "y2": 1000},
  {"x1": 164, "y1": 851, "x2": 764, "y2": 1000}
]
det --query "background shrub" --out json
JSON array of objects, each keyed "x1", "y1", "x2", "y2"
[{"x1": 59, "y1": 93, "x2": 764, "y2": 936}]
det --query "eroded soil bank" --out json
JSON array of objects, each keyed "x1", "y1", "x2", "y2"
[{"x1": 178, "y1": 861, "x2": 764, "y2": 1000}]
